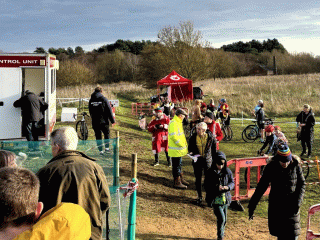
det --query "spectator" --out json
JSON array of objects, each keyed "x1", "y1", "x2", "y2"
[
  {"x1": 168, "y1": 108, "x2": 189, "y2": 189},
  {"x1": 190, "y1": 99, "x2": 203, "y2": 129},
  {"x1": 0, "y1": 150, "x2": 17, "y2": 168},
  {"x1": 161, "y1": 97, "x2": 174, "y2": 117},
  {"x1": 203, "y1": 111, "x2": 223, "y2": 151},
  {"x1": 188, "y1": 122, "x2": 216, "y2": 206},
  {"x1": 254, "y1": 100, "x2": 265, "y2": 143},
  {"x1": 13, "y1": 90, "x2": 48, "y2": 150},
  {"x1": 36, "y1": 126, "x2": 111, "y2": 240},
  {"x1": 207, "y1": 99, "x2": 216, "y2": 113},
  {"x1": 204, "y1": 151, "x2": 234, "y2": 240},
  {"x1": 147, "y1": 108, "x2": 171, "y2": 167},
  {"x1": 248, "y1": 144, "x2": 306, "y2": 240},
  {"x1": 0, "y1": 167, "x2": 91, "y2": 240},
  {"x1": 89, "y1": 86, "x2": 115, "y2": 154},
  {"x1": 200, "y1": 100, "x2": 207, "y2": 115},
  {"x1": 296, "y1": 104, "x2": 315, "y2": 158}
]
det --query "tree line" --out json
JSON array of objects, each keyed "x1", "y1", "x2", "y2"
[{"x1": 33, "y1": 21, "x2": 320, "y2": 88}]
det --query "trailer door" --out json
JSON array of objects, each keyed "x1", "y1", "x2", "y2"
[{"x1": 0, "y1": 68, "x2": 22, "y2": 139}]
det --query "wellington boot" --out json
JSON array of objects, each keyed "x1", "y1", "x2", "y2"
[
  {"x1": 167, "y1": 158, "x2": 172, "y2": 167},
  {"x1": 180, "y1": 173, "x2": 189, "y2": 186},
  {"x1": 174, "y1": 176, "x2": 187, "y2": 189}
]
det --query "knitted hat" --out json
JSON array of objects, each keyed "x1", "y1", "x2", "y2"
[
  {"x1": 214, "y1": 151, "x2": 226, "y2": 165},
  {"x1": 276, "y1": 144, "x2": 292, "y2": 163},
  {"x1": 205, "y1": 111, "x2": 214, "y2": 120}
]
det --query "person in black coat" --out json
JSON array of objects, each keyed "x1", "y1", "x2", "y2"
[
  {"x1": 188, "y1": 122, "x2": 216, "y2": 206},
  {"x1": 13, "y1": 90, "x2": 48, "y2": 149},
  {"x1": 204, "y1": 151, "x2": 234, "y2": 240},
  {"x1": 248, "y1": 144, "x2": 306, "y2": 240},
  {"x1": 89, "y1": 86, "x2": 115, "y2": 154},
  {"x1": 296, "y1": 104, "x2": 315, "y2": 158}
]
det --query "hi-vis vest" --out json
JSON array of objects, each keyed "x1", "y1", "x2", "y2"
[{"x1": 168, "y1": 115, "x2": 188, "y2": 157}]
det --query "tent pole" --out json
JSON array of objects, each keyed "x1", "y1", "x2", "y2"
[{"x1": 178, "y1": 84, "x2": 186, "y2": 102}]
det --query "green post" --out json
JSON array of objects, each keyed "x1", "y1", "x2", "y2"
[
  {"x1": 127, "y1": 153, "x2": 137, "y2": 240},
  {"x1": 113, "y1": 131, "x2": 120, "y2": 186}
]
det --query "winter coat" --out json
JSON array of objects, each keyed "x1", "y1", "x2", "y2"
[
  {"x1": 168, "y1": 115, "x2": 188, "y2": 157},
  {"x1": 296, "y1": 110, "x2": 315, "y2": 141},
  {"x1": 13, "y1": 92, "x2": 48, "y2": 125},
  {"x1": 188, "y1": 130, "x2": 216, "y2": 167},
  {"x1": 248, "y1": 156, "x2": 306, "y2": 237},
  {"x1": 14, "y1": 203, "x2": 91, "y2": 240},
  {"x1": 36, "y1": 150, "x2": 111, "y2": 240},
  {"x1": 89, "y1": 91, "x2": 115, "y2": 126},
  {"x1": 147, "y1": 114, "x2": 170, "y2": 153},
  {"x1": 204, "y1": 163, "x2": 234, "y2": 206}
]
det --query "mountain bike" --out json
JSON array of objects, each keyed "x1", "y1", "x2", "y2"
[
  {"x1": 76, "y1": 112, "x2": 89, "y2": 140},
  {"x1": 242, "y1": 118, "x2": 273, "y2": 143},
  {"x1": 221, "y1": 120, "x2": 233, "y2": 141}
]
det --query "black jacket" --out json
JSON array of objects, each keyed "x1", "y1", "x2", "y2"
[
  {"x1": 248, "y1": 156, "x2": 306, "y2": 237},
  {"x1": 13, "y1": 92, "x2": 48, "y2": 124},
  {"x1": 296, "y1": 110, "x2": 315, "y2": 140},
  {"x1": 89, "y1": 91, "x2": 115, "y2": 126},
  {"x1": 204, "y1": 163, "x2": 234, "y2": 206},
  {"x1": 256, "y1": 107, "x2": 264, "y2": 123}
]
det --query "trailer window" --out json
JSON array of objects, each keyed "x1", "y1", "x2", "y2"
[{"x1": 51, "y1": 69, "x2": 56, "y2": 94}]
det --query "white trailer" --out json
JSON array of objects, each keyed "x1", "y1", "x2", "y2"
[{"x1": 0, "y1": 53, "x2": 59, "y2": 140}]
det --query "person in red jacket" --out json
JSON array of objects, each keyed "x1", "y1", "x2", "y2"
[
  {"x1": 148, "y1": 108, "x2": 171, "y2": 166},
  {"x1": 204, "y1": 111, "x2": 223, "y2": 151}
]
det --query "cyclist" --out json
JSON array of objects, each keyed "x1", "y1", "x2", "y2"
[
  {"x1": 253, "y1": 100, "x2": 265, "y2": 143},
  {"x1": 274, "y1": 126, "x2": 288, "y2": 144},
  {"x1": 218, "y1": 98, "x2": 231, "y2": 137}
]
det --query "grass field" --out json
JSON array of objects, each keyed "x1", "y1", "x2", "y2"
[{"x1": 57, "y1": 73, "x2": 320, "y2": 239}]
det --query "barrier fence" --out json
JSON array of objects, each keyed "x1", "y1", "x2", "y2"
[
  {"x1": 227, "y1": 155, "x2": 320, "y2": 211},
  {"x1": 0, "y1": 134, "x2": 137, "y2": 240},
  {"x1": 131, "y1": 102, "x2": 156, "y2": 116}
]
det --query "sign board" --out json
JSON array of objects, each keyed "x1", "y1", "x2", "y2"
[{"x1": 109, "y1": 99, "x2": 119, "y2": 107}]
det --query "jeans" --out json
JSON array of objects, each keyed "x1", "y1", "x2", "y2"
[
  {"x1": 23, "y1": 122, "x2": 40, "y2": 150},
  {"x1": 93, "y1": 123, "x2": 110, "y2": 151},
  {"x1": 192, "y1": 157, "x2": 210, "y2": 199},
  {"x1": 171, "y1": 157, "x2": 182, "y2": 178},
  {"x1": 213, "y1": 205, "x2": 228, "y2": 239}
]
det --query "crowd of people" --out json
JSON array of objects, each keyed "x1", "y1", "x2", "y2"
[
  {"x1": 146, "y1": 97, "x2": 312, "y2": 240},
  {"x1": 6, "y1": 88, "x2": 314, "y2": 240}
]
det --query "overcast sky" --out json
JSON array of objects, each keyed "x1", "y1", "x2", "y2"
[{"x1": 1, "y1": 0, "x2": 319, "y2": 55}]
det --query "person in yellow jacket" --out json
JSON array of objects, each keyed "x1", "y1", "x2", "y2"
[
  {"x1": 0, "y1": 167, "x2": 91, "y2": 240},
  {"x1": 168, "y1": 108, "x2": 189, "y2": 189}
]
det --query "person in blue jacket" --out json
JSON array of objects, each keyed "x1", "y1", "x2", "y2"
[{"x1": 204, "y1": 151, "x2": 234, "y2": 240}]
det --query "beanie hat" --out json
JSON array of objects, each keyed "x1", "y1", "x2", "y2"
[
  {"x1": 214, "y1": 151, "x2": 226, "y2": 165},
  {"x1": 205, "y1": 111, "x2": 214, "y2": 120},
  {"x1": 276, "y1": 144, "x2": 292, "y2": 163}
]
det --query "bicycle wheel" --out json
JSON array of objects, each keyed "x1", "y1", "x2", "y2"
[
  {"x1": 242, "y1": 125, "x2": 258, "y2": 143},
  {"x1": 223, "y1": 126, "x2": 233, "y2": 141},
  {"x1": 76, "y1": 121, "x2": 88, "y2": 140}
]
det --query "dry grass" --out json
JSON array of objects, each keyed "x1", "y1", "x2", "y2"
[
  {"x1": 57, "y1": 73, "x2": 320, "y2": 117},
  {"x1": 198, "y1": 73, "x2": 320, "y2": 117}
]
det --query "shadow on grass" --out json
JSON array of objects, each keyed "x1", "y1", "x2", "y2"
[{"x1": 136, "y1": 233, "x2": 210, "y2": 240}]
